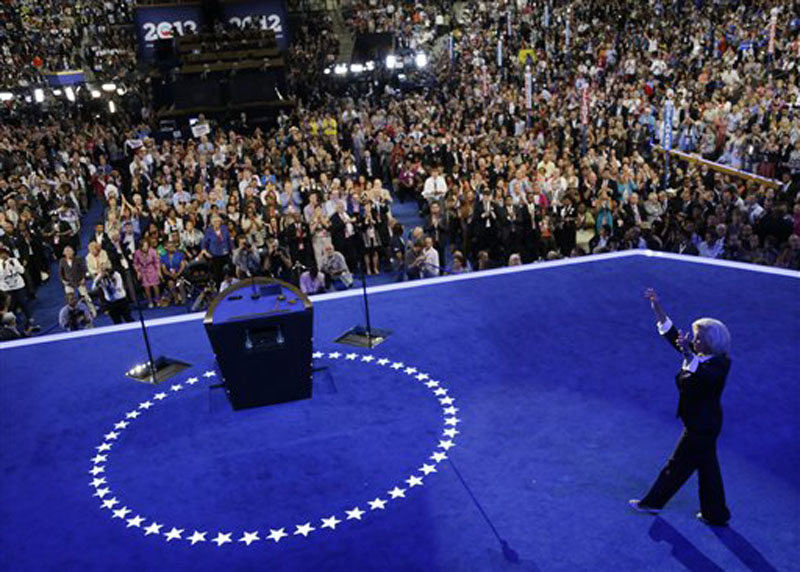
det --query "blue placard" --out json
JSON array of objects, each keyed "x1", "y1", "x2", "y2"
[
  {"x1": 46, "y1": 70, "x2": 86, "y2": 87},
  {"x1": 134, "y1": 4, "x2": 203, "y2": 60},
  {"x1": 221, "y1": 0, "x2": 290, "y2": 50}
]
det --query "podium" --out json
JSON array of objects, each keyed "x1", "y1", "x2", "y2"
[{"x1": 203, "y1": 278, "x2": 313, "y2": 410}]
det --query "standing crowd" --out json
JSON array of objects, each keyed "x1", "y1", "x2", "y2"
[{"x1": 1, "y1": 0, "x2": 800, "y2": 339}]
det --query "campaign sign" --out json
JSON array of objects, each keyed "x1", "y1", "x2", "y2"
[
  {"x1": 221, "y1": 0, "x2": 291, "y2": 50},
  {"x1": 134, "y1": 4, "x2": 203, "y2": 60}
]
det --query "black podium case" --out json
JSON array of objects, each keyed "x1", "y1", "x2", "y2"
[{"x1": 203, "y1": 278, "x2": 313, "y2": 410}]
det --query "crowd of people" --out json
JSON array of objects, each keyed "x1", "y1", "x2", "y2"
[
  {"x1": 0, "y1": 0, "x2": 137, "y2": 89},
  {"x1": 1, "y1": 0, "x2": 800, "y2": 339}
]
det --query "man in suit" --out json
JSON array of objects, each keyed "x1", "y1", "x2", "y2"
[
  {"x1": 630, "y1": 288, "x2": 732, "y2": 526},
  {"x1": 622, "y1": 192, "x2": 648, "y2": 229}
]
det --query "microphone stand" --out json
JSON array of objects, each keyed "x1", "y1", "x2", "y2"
[
  {"x1": 120, "y1": 241, "x2": 188, "y2": 384},
  {"x1": 334, "y1": 245, "x2": 391, "y2": 349}
]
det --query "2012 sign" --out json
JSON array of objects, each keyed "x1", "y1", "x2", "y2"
[
  {"x1": 227, "y1": 14, "x2": 283, "y2": 33},
  {"x1": 141, "y1": 20, "x2": 199, "y2": 41}
]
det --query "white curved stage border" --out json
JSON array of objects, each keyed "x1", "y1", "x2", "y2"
[{"x1": 3, "y1": 250, "x2": 798, "y2": 350}]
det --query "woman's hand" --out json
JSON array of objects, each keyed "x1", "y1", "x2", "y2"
[
  {"x1": 677, "y1": 329, "x2": 693, "y2": 356},
  {"x1": 644, "y1": 287, "x2": 667, "y2": 322}
]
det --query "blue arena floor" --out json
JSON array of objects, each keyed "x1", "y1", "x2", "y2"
[{"x1": 1, "y1": 252, "x2": 798, "y2": 571}]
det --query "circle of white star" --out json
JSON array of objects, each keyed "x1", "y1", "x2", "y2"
[{"x1": 88, "y1": 353, "x2": 461, "y2": 547}]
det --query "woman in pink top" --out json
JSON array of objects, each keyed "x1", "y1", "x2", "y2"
[{"x1": 133, "y1": 239, "x2": 161, "y2": 307}]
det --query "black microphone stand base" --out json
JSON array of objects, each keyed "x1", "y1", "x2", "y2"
[
  {"x1": 334, "y1": 325, "x2": 392, "y2": 349},
  {"x1": 126, "y1": 356, "x2": 191, "y2": 385}
]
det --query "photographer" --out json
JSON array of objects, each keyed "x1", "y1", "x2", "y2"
[
  {"x1": 96, "y1": 269, "x2": 133, "y2": 325},
  {"x1": 320, "y1": 244, "x2": 353, "y2": 291},
  {"x1": 0, "y1": 246, "x2": 38, "y2": 334},
  {"x1": 58, "y1": 293, "x2": 94, "y2": 332}
]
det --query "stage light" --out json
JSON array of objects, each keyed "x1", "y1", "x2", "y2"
[
  {"x1": 33, "y1": 88, "x2": 44, "y2": 102},
  {"x1": 415, "y1": 53, "x2": 428, "y2": 68},
  {"x1": 65, "y1": 87, "x2": 75, "y2": 102},
  {"x1": 101, "y1": 83, "x2": 116, "y2": 92},
  {"x1": 385, "y1": 54, "x2": 398, "y2": 69},
  {"x1": 116, "y1": 87, "x2": 126, "y2": 96},
  {"x1": 0, "y1": 92, "x2": 13, "y2": 102},
  {"x1": 365, "y1": 61, "x2": 375, "y2": 71},
  {"x1": 334, "y1": 64, "x2": 348, "y2": 75},
  {"x1": 350, "y1": 63, "x2": 364, "y2": 73},
  {"x1": 323, "y1": 67, "x2": 331, "y2": 75},
  {"x1": 109, "y1": 101, "x2": 116, "y2": 113},
  {"x1": 90, "y1": 89, "x2": 101, "y2": 98},
  {"x1": 52, "y1": 89, "x2": 62, "y2": 96}
]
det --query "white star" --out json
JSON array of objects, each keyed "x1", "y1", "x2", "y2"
[
  {"x1": 345, "y1": 353, "x2": 358, "y2": 360},
  {"x1": 406, "y1": 475, "x2": 424, "y2": 487},
  {"x1": 184, "y1": 377, "x2": 199, "y2": 386},
  {"x1": 239, "y1": 531, "x2": 260, "y2": 545},
  {"x1": 439, "y1": 396, "x2": 454, "y2": 405},
  {"x1": 187, "y1": 531, "x2": 207, "y2": 545},
  {"x1": 320, "y1": 515, "x2": 341, "y2": 530},
  {"x1": 266, "y1": 528, "x2": 288, "y2": 543},
  {"x1": 170, "y1": 384, "x2": 183, "y2": 392},
  {"x1": 404, "y1": 367, "x2": 417, "y2": 375},
  {"x1": 294, "y1": 523, "x2": 315, "y2": 537},
  {"x1": 376, "y1": 358, "x2": 390, "y2": 365},
  {"x1": 96, "y1": 443, "x2": 112, "y2": 452},
  {"x1": 434, "y1": 388, "x2": 448, "y2": 396},
  {"x1": 91, "y1": 454, "x2": 107, "y2": 465},
  {"x1": 112, "y1": 506, "x2": 132, "y2": 519},
  {"x1": 202, "y1": 370, "x2": 217, "y2": 378},
  {"x1": 415, "y1": 373, "x2": 429, "y2": 381},
  {"x1": 425, "y1": 380, "x2": 440, "y2": 388},
  {"x1": 430, "y1": 451, "x2": 448, "y2": 463},
  {"x1": 153, "y1": 392, "x2": 167, "y2": 400},
  {"x1": 211, "y1": 532, "x2": 233, "y2": 547},
  {"x1": 443, "y1": 428, "x2": 460, "y2": 438},
  {"x1": 126, "y1": 410, "x2": 141, "y2": 419},
  {"x1": 368, "y1": 498, "x2": 387, "y2": 510},
  {"x1": 419, "y1": 464, "x2": 437, "y2": 475},
  {"x1": 89, "y1": 466, "x2": 105, "y2": 476},
  {"x1": 388, "y1": 487, "x2": 406, "y2": 499},
  {"x1": 345, "y1": 507, "x2": 365, "y2": 520},
  {"x1": 445, "y1": 416, "x2": 461, "y2": 426},
  {"x1": 143, "y1": 522, "x2": 163, "y2": 536},
  {"x1": 164, "y1": 527, "x2": 184, "y2": 542},
  {"x1": 126, "y1": 515, "x2": 145, "y2": 528},
  {"x1": 438, "y1": 439, "x2": 455, "y2": 450},
  {"x1": 312, "y1": 351, "x2": 323, "y2": 359},
  {"x1": 390, "y1": 362, "x2": 404, "y2": 369},
  {"x1": 328, "y1": 352, "x2": 341, "y2": 359},
  {"x1": 443, "y1": 406, "x2": 459, "y2": 415},
  {"x1": 114, "y1": 421, "x2": 129, "y2": 430},
  {"x1": 93, "y1": 487, "x2": 111, "y2": 498},
  {"x1": 90, "y1": 477, "x2": 107, "y2": 487},
  {"x1": 101, "y1": 497, "x2": 119, "y2": 509},
  {"x1": 138, "y1": 401, "x2": 154, "y2": 410},
  {"x1": 104, "y1": 431, "x2": 119, "y2": 441},
  {"x1": 361, "y1": 355, "x2": 375, "y2": 362}
]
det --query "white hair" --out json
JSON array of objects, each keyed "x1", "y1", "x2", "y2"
[{"x1": 692, "y1": 318, "x2": 731, "y2": 356}]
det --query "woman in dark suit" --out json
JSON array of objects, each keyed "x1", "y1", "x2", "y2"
[{"x1": 629, "y1": 288, "x2": 732, "y2": 526}]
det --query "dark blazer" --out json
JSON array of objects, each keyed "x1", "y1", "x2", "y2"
[{"x1": 662, "y1": 325, "x2": 730, "y2": 435}]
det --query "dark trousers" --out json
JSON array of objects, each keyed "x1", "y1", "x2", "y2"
[
  {"x1": 642, "y1": 429, "x2": 730, "y2": 523},
  {"x1": 209, "y1": 255, "x2": 230, "y2": 287},
  {"x1": 7, "y1": 287, "x2": 32, "y2": 327},
  {"x1": 107, "y1": 299, "x2": 133, "y2": 324}
]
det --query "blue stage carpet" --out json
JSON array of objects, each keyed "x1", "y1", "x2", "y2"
[{"x1": 1, "y1": 253, "x2": 798, "y2": 571}]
